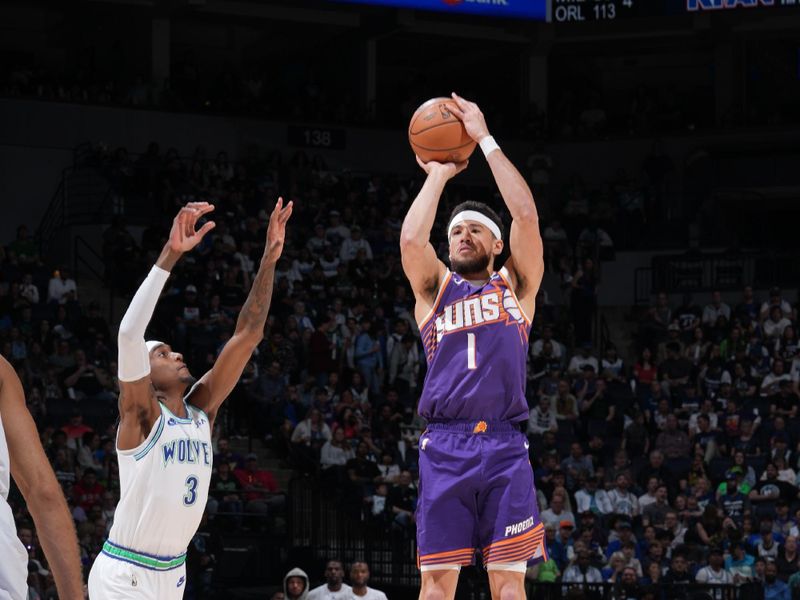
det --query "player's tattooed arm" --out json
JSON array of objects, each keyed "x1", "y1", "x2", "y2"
[
  {"x1": 190, "y1": 199, "x2": 292, "y2": 421},
  {"x1": 236, "y1": 197, "x2": 292, "y2": 336}
]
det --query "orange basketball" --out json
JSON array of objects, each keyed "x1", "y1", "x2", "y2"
[{"x1": 408, "y1": 97, "x2": 477, "y2": 164}]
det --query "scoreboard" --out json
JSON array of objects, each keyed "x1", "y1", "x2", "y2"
[
  {"x1": 329, "y1": 0, "x2": 800, "y2": 21},
  {"x1": 550, "y1": 0, "x2": 800, "y2": 22}
]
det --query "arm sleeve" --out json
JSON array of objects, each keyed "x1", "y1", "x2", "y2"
[{"x1": 117, "y1": 266, "x2": 170, "y2": 381}]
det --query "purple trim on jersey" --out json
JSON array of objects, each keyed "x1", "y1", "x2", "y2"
[{"x1": 418, "y1": 270, "x2": 531, "y2": 423}]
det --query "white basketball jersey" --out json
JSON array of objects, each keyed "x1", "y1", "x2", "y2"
[
  {"x1": 108, "y1": 401, "x2": 212, "y2": 557},
  {"x1": 0, "y1": 411, "x2": 30, "y2": 600}
]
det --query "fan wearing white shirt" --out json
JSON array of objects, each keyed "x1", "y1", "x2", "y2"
[
  {"x1": 350, "y1": 562, "x2": 388, "y2": 600},
  {"x1": 694, "y1": 548, "x2": 732, "y2": 584},
  {"x1": 47, "y1": 268, "x2": 78, "y2": 304},
  {"x1": 339, "y1": 226, "x2": 373, "y2": 263},
  {"x1": 701, "y1": 291, "x2": 731, "y2": 327},
  {"x1": 307, "y1": 560, "x2": 352, "y2": 600}
]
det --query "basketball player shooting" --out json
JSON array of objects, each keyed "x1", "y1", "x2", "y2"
[
  {"x1": 400, "y1": 93, "x2": 545, "y2": 600},
  {"x1": 88, "y1": 199, "x2": 292, "y2": 599}
]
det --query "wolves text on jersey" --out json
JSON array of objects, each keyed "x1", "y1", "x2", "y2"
[{"x1": 161, "y1": 439, "x2": 212, "y2": 468}]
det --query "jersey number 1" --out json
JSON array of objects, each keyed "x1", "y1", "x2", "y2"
[{"x1": 467, "y1": 333, "x2": 477, "y2": 370}]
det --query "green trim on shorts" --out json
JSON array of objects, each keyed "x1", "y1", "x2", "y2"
[{"x1": 102, "y1": 540, "x2": 186, "y2": 571}]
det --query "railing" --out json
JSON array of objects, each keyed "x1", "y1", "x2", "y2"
[
  {"x1": 73, "y1": 235, "x2": 114, "y2": 323},
  {"x1": 35, "y1": 168, "x2": 69, "y2": 257},
  {"x1": 599, "y1": 314, "x2": 612, "y2": 355},
  {"x1": 634, "y1": 267, "x2": 653, "y2": 305},
  {"x1": 636, "y1": 251, "x2": 800, "y2": 303},
  {"x1": 289, "y1": 476, "x2": 420, "y2": 588},
  {"x1": 525, "y1": 582, "x2": 763, "y2": 600}
]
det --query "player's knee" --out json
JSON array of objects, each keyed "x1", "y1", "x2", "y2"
[
  {"x1": 420, "y1": 587, "x2": 448, "y2": 600},
  {"x1": 499, "y1": 583, "x2": 524, "y2": 600}
]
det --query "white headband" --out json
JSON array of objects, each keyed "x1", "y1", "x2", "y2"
[
  {"x1": 447, "y1": 210, "x2": 502, "y2": 240},
  {"x1": 146, "y1": 340, "x2": 166, "y2": 353}
]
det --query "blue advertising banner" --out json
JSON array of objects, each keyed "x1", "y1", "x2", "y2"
[{"x1": 329, "y1": 0, "x2": 547, "y2": 20}]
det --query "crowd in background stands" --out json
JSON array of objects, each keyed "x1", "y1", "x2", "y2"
[
  {"x1": 2, "y1": 141, "x2": 800, "y2": 599},
  {"x1": 7, "y1": 39, "x2": 798, "y2": 140}
]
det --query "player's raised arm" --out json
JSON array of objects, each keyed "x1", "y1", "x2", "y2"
[
  {"x1": 190, "y1": 198, "x2": 293, "y2": 423},
  {"x1": 449, "y1": 93, "x2": 544, "y2": 317},
  {"x1": 117, "y1": 202, "x2": 216, "y2": 450},
  {"x1": 0, "y1": 356, "x2": 84, "y2": 599},
  {"x1": 400, "y1": 158, "x2": 466, "y2": 320}
]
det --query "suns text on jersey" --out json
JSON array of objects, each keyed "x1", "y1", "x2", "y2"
[
  {"x1": 434, "y1": 292, "x2": 502, "y2": 342},
  {"x1": 161, "y1": 439, "x2": 212, "y2": 468}
]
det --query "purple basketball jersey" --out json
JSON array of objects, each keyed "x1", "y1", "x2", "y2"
[{"x1": 418, "y1": 267, "x2": 531, "y2": 423}]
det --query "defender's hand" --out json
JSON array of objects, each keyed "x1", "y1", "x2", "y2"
[
  {"x1": 264, "y1": 197, "x2": 294, "y2": 264},
  {"x1": 168, "y1": 202, "x2": 216, "y2": 253}
]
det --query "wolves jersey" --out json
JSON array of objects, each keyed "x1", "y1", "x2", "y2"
[
  {"x1": 106, "y1": 401, "x2": 212, "y2": 561},
  {"x1": 0, "y1": 411, "x2": 29, "y2": 600}
]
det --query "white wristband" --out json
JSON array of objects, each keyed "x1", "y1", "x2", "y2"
[{"x1": 479, "y1": 135, "x2": 500, "y2": 157}]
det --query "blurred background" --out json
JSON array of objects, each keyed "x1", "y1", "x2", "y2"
[{"x1": 1, "y1": 0, "x2": 800, "y2": 598}]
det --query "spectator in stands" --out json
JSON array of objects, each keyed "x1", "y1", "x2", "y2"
[
  {"x1": 607, "y1": 474, "x2": 639, "y2": 519},
  {"x1": 702, "y1": 291, "x2": 731, "y2": 329},
  {"x1": 349, "y1": 561, "x2": 388, "y2": 600},
  {"x1": 233, "y1": 453, "x2": 282, "y2": 519},
  {"x1": 47, "y1": 267, "x2": 77, "y2": 304},
  {"x1": 776, "y1": 535, "x2": 799, "y2": 581},
  {"x1": 763, "y1": 561, "x2": 790, "y2": 600},
  {"x1": 531, "y1": 324, "x2": 564, "y2": 360},
  {"x1": 214, "y1": 437, "x2": 244, "y2": 471},
  {"x1": 561, "y1": 442, "x2": 595, "y2": 489},
  {"x1": 291, "y1": 408, "x2": 331, "y2": 470},
  {"x1": 72, "y1": 468, "x2": 105, "y2": 513},
  {"x1": 320, "y1": 428, "x2": 354, "y2": 481},
  {"x1": 562, "y1": 549, "x2": 603, "y2": 586},
  {"x1": 764, "y1": 306, "x2": 792, "y2": 342},
  {"x1": 528, "y1": 395, "x2": 558, "y2": 441},
  {"x1": 353, "y1": 320, "x2": 382, "y2": 394},
  {"x1": 760, "y1": 359, "x2": 791, "y2": 398},
  {"x1": 694, "y1": 548, "x2": 732, "y2": 584},
  {"x1": 307, "y1": 560, "x2": 351, "y2": 600},
  {"x1": 654, "y1": 414, "x2": 690, "y2": 461},
  {"x1": 388, "y1": 470, "x2": 417, "y2": 531},
  {"x1": 568, "y1": 343, "x2": 599, "y2": 376},
  {"x1": 575, "y1": 475, "x2": 612, "y2": 516},
  {"x1": 283, "y1": 567, "x2": 310, "y2": 600},
  {"x1": 760, "y1": 287, "x2": 792, "y2": 322},
  {"x1": 207, "y1": 461, "x2": 243, "y2": 523},
  {"x1": 541, "y1": 493, "x2": 576, "y2": 529},
  {"x1": 642, "y1": 484, "x2": 671, "y2": 528}
]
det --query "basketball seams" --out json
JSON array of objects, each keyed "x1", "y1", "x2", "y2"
[
  {"x1": 409, "y1": 114, "x2": 461, "y2": 136},
  {"x1": 410, "y1": 138, "x2": 477, "y2": 153},
  {"x1": 409, "y1": 96, "x2": 477, "y2": 162}
]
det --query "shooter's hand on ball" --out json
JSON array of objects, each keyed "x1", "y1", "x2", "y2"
[
  {"x1": 449, "y1": 92, "x2": 490, "y2": 143},
  {"x1": 415, "y1": 155, "x2": 468, "y2": 179}
]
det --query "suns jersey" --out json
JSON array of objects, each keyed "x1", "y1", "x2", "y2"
[
  {"x1": 418, "y1": 267, "x2": 532, "y2": 423},
  {"x1": 107, "y1": 400, "x2": 212, "y2": 557}
]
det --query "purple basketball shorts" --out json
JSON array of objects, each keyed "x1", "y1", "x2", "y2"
[{"x1": 416, "y1": 420, "x2": 547, "y2": 569}]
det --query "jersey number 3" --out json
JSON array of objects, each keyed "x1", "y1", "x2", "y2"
[
  {"x1": 467, "y1": 333, "x2": 477, "y2": 370},
  {"x1": 184, "y1": 475, "x2": 199, "y2": 506}
]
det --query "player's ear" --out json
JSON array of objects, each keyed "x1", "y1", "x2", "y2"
[{"x1": 492, "y1": 239, "x2": 504, "y2": 256}]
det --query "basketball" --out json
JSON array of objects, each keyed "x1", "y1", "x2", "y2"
[{"x1": 408, "y1": 97, "x2": 477, "y2": 164}]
